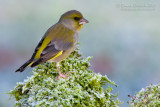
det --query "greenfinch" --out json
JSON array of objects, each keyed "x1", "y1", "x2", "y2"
[{"x1": 16, "y1": 10, "x2": 88, "y2": 80}]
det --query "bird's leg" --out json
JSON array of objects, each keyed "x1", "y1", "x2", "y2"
[{"x1": 56, "y1": 62, "x2": 69, "y2": 80}]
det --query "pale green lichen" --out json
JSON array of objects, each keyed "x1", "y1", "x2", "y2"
[
  {"x1": 128, "y1": 84, "x2": 160, "y2": 107},
  {"x1": 9, "y1": 48, "x2": 122, "y2": 107}
]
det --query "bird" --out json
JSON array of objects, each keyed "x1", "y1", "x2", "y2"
[{"x1": 15, "y1": 10, "x2": 88, "y2": 80}]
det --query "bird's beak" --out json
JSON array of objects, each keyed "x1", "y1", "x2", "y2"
[{"x1": 79, "y1": 18, "x2": 89, "y2": 25}]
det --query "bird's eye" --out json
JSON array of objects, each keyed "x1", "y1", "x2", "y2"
[{"x1": 74, "y1": 17, "x2": 80, "y2": 21}]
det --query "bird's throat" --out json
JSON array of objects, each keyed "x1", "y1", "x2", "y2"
[{"x1": 77, "y1": 24, "x2": 83, "y2": 31}]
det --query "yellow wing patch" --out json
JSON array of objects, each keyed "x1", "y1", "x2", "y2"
[
  {"x1": 48, "y1": 51, "x2": 63, "y2": 61},
  {"x1": 27, "y1": 62, "x2": 33, "y2": 68},
  {"x1": 35, "y1": 36, "x2": 51, "y2": 59}
]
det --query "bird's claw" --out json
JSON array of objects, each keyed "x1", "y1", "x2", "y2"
[{"x1": 56, "y1": 72, "x2": 69, "y2": 80}]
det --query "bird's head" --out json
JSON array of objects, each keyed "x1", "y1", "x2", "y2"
[{"x1": 59, "y1": 10, "x2": 88, "y2": 31}]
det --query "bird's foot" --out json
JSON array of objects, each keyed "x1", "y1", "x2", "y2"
[{"x1": 56, "y1": 72, "x2": 69, "y2": 80}]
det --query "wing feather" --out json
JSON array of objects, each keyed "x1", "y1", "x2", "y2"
[{"x1": 30, "y1": 23, "x2": 75, "y2": 66}]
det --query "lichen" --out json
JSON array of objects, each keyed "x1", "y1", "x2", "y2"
[
  {"x1": 9, "y1": 47, "x2": 121, "y2": 107},
  {"x1": 128, "y1": 84, "x2": 160, "y2": 107}
]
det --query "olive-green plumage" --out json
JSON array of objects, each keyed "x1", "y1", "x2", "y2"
[{"x1": 16, "y1": 10, "x2": 88, "y2": 79}]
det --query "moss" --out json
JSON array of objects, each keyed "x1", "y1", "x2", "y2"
[
  {"x1": 128, "y1": 84, "x2": 160, "y2": 107},
  {"x1": 9, "y1": 47, "x2": 122, "y2": 107}
]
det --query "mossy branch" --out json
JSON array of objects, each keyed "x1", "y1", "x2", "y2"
[
  {"x1": 9, "y1": 47, "x2": 122, "y2": 107},
  {"x1": 128, "y1": 84, "x2": 160, "y2": 107}
]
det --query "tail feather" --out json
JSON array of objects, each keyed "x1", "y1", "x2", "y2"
[
  {"x1": 31, "y1": 58, "x2": 45, "y2": 67},
  {"x1": 15, "y1": 60, "x2": 33, "y2": 72}
]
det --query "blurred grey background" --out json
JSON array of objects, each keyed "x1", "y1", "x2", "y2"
[{"x1": 0, "y1": 0, "x2": 160, "y2": 106}]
